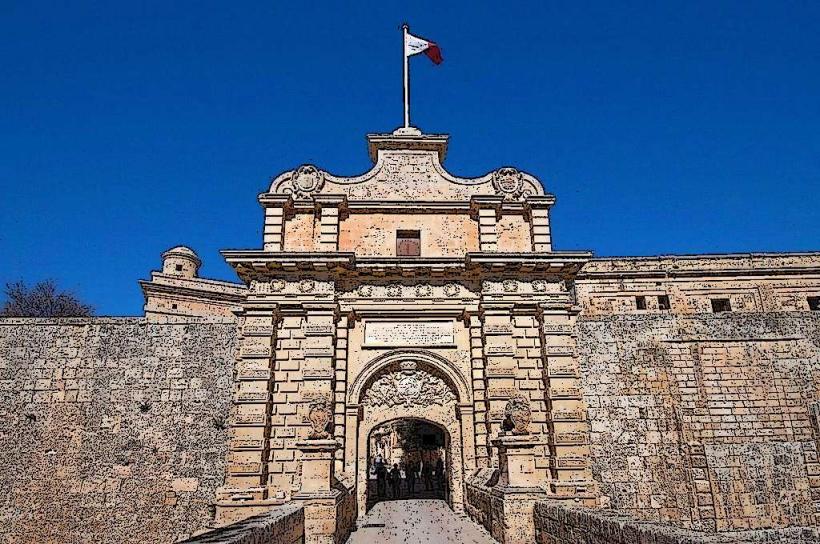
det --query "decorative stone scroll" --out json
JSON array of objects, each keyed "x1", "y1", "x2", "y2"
[{"x1": 363, "y1": 362, "x2": 456, "y2": 408}]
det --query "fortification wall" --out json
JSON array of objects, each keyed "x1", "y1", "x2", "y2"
[
  {"x1": 0, "y1": 318, "x2": 237, "y2": 544},
  {"x1": 577, "y1": 312, "x2": 820, "y2": 531}
]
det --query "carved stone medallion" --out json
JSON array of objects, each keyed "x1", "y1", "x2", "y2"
[
  {"x1": 502, "y1": 279, "x2": 518, "y2": 293},
  {"x1": 289, "y1": 164, "x2": 325, "y2": 199},
  {"x1": 357, "y1": 284, "x2": 373, "y2": 297},
  {"x1": 270, "y1": 279, "x2": 286, "y2": 292},
  {"x1": 492, "y1": 167, "x2": 524, "y2": 200},
  {"x1": 386, "y1": 284, "x2": 402, "y2": 298},
  {"x1": 443, "y1": 283, "x2": 459, "y2": 297},
  {"x1": 414, "y1": 284, "x2": 433, "y2": 297},
  {"x1": 298, "y1": 278, "x2": 316, "y2": 293}
]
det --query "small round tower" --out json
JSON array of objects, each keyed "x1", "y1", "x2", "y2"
[{"x1": 161, "y1": 246, "x2": 201, "y2": 278}]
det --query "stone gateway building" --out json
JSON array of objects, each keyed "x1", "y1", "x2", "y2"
[{"x1": 3, "y1": 128, "x2": 820, "y2": 544}]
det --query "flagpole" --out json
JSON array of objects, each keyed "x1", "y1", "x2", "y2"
[{"x1": 402, "y1": 23, "x2": 410, "y2": 128}]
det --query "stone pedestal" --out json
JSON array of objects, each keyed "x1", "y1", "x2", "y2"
[
  {"x1": 493, "y1": 433, "x2": 540, "y2": 488},
  {"x1": 295, "y1": 439, "x2": 339, "y2": 497},
  {"x1": 293, "y1": 439, "x2": 355, "y2": 544},
  {"x1": 490, "y1": 434, "x2": 547, "y2": 544}
]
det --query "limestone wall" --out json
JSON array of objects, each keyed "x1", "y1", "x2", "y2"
[
  {"x1": 0, "y1": 318, "x2": 237, "y2": 544},
  {"x1": 577, "y1": 312, "x2": 820, "y2": 531},
  {"x1": 576, "y1": 253, "x2": 820, "y2": 316},
  {"x1": 179, "y1": 504, "x2": 304, "y2": 544},
  {"x1": 534, "y1": 501, "x2": 820, "y2": 544}
]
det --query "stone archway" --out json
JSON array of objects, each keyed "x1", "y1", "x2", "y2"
[
  {"x1": 348, "y1": 353, "x2": 472, "y2": 517},
  {"x1": 366, "y1": 418, "x2": 451, "y2": 510}
]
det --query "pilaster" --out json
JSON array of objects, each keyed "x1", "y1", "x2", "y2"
[
  {"x1": 527, "y1": 196, "x2": 554, "y2": 253},
  {"x1": 267, "y1": 301, "x2": 338, "y2": 499},
  {"x1": 468, "y1": 313, "x2": 491, "y2": 466},
  {"x1": 332, "y1": 314, "x2": 351, "y2": 476},
  {"x1": 314, "y1": 195, "x2": 347, "y2": 252},
  {"x1": 471, "y1": 195, "x2": 503, "y2": 252},
  {"x1": 215, "y1": 303, "x2": 280, "y2": 524},
  {"x1": 539, "y1": 301, "x2": 597, "y2": 504},
  {"x1": 259, "y1": 194, "x2": 292, "y2": 251}
]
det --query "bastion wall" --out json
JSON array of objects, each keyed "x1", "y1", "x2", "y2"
[
  {"x1": 0, "y1": 318, "x2": 237, "y2": 544},
  {"x1": 2, "y1": 311, "x2": 820, "y2": 542},
  {"x1": 578, "y1": 311, "x2": 820, "y2": 532}
]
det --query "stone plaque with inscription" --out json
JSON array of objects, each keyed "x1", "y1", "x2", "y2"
[{"x1": 364, "y1": 320, "x2": 455, "y2": 347}]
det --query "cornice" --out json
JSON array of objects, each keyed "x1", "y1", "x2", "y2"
[
  {"x1": 139, "y1": 280, "x2": 246, "y2": 304},
  {"x1": 578, "y1": 252, "x2": 820, "y2": 280},
  {"x1": 221, "y1": 250, "x2": 593, "y2": 281}
]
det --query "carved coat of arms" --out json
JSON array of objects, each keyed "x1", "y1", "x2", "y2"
[
  {"x1": 287, "y1": 164, "x2": 325, "y2": 199},
  {"x1": 364, "y1": 362, "x2": 456, "y2": 408},
  {"x1": 492, "y1": 167, "x2": 532, "y2": 201}
]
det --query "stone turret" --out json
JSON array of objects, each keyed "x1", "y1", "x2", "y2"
[
  {"x1": 161, "y1": 246, "x2": 201, "y2": 278},
  {"x1": 140, "y1": 245, "x2": 245, "y2": 321}
]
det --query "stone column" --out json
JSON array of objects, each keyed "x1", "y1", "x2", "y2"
[
  {"x1": 314, "y1": 195, "x2": 347, "y2": 252},
  {"x1": 471, "y1": 195, "x2": 503, "y2": 252},
  {"x1": 259, "y1": 194, "x2": 292, "y2": 251},
  {"x1": 526, "y1": 196, "x2": 554, "y2": 253}
]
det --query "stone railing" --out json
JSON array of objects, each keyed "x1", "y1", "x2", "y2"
[
  {"x1": 464, "y1": 468, "x2": 498, "y2": 536},
  {"x1": 179, "y1": 503, "x2": 304, "y2": 544},
  {"x1": 534, "y1": 501, "x2": 820, "y2": 544}
]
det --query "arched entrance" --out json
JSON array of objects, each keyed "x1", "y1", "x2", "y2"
[
  {"x1": 347, "y1": 350, "x2": 474, "y2": 517},
  {"x1": 366, "y1": 418, "x2": 451, "y2": 511}
]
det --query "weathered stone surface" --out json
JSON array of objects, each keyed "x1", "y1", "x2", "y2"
[
  {"x1": 179, "y1": 503, "x2": 304, "y2": 544},
  {"x1": 534, "y1": 500, "x2": 820, "y2": 543},
  {"x1": 577, "y1": 312, "x2": 820, "y2": 531},
  {"x1": 0, "y1": 317, "x2": 237, "y2": 543}
]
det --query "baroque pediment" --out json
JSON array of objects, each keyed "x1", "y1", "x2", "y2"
[{"x1": 268, "y1": 131, "x2": 545, "y2": 202}]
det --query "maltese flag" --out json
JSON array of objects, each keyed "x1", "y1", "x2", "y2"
[{"x1": 405, "y1": 31, "x2": 443, "y2": 64}]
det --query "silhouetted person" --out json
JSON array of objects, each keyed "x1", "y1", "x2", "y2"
[
  {"x1": 389, "y1": 463, "x2": 401, "y2": 499},
  {"x1": 406, "y1": 461, "x2": 417, "y2": 494},
  {"x1": 421, "y1": 461, "x2": 433, "y2": 491},
  {"x1": 435, "y1": 457, "x2": 445, "y2": 491},
  {"x1": 375, "y1": 456, "x2": 387, "y2": 498}
]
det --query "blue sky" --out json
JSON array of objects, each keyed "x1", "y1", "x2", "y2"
[{"x1": 1, "y1": 1, "x2": 819, "y2": 315}]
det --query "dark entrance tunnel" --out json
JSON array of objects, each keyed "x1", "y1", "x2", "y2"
[{"x1": 366, "y1": 418, "x2": 451, "y2": 511}]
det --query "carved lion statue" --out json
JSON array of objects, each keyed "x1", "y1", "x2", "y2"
[
  {"x1": 307, "y1": 395, "x2": 333, "y2": 439},
  {"x1": 503, "y1": 393, "x2": 532, "y2": 435}
]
